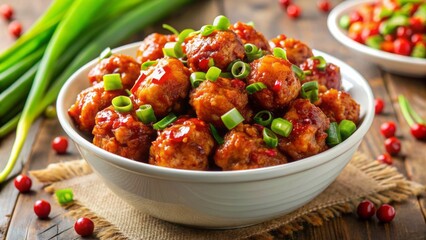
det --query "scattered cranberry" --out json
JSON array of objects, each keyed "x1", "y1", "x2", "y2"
[
  {"x1": 395, "y1": 26, "x2": 412, "y2": 39},
  {"x1": 411, "y1": 33, "x2": 423, "y2": 44},
  {"x1": 287, "y1": 4, "x2": 301, "y2": 19},
  {"x1": 34, "y1": 200, "x2": 51, "y2": 219},
  {"x1": 377, "y1": 153, "x2": 392, "y2": 165},
  {"x1": 384, "y1": 137, "x2": 401, "y2": 155},
  {"x1": 357, "y1": 200, "x2": 376, "y2": 219},
  {"x1": 376, "y1": 204, "x2": 396, "y2": 223},
  {"x1": 410, "y1": 123, "x2": 426, "y2": 140},
  {"x1": 0, "y1": 4, "x2": 13, "y2": 20},
  {"x1": 74, "y1": 217, "x2": 95, "y2": 237},
  {"x1": 349, "y1": 11, "x2": 363, "y2": 24},
  {"x1": 380, "y1": 121, "x2": 397, "y2": 138},
  {"x1": 14, "y1": 174, "x2": 32, "y2": 193},
  {"x1": 279, "y1": 0, "x2": 292, "y2": 9},
  {"x1": 51, "y1": 136, "x2": 69, "y2": 154},
  {"x1": 317, "y1": 0, "x2": 331, "y2": 12},
  {"x1": 393, "y1": 38, "x2": 411, "y2": 56},
  {"x1": 8, "y1": 20, "x2": 22, "y2": 38},
  {"x1": 374, "y1": 98, "x2": 385, "y2": 114}
]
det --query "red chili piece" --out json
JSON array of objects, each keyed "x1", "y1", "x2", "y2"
[
  {"x1": 384, "y1": 137, "x2": 401, "y2": 155},
  {"x1": 265, "y1": 149, "x2": 277, "y2": 157},
  {"x1": 317, "y1": 0, "x2": 331, "y2": 12},
  {"x1": 152, "y1": 66, "x2": 171, "y2": 84},
  {"x1": 380, "y1": 121, "x2": 396, "y2": 138},
  {"x1": 198, "y1": 58, "x2": 210, "y2": 71},
  {"x1": 131, "y1": 73, "x2": 147, "y2": 94},
  {"x1": 376, "y1": 204, "x2": 396, "y2": 223},
  {"x1": 377, "y1": 153, "x2": 392, "y2": 165},
  {"x1": 51, "y1": 136, "x2": 69, "y2": 154},
  {"x1": 0, "y1": 4, "x2": 13, "y2": 20},
  {"x1": 8, "y1": 20, "x2": 22, "y2": 38},
  {"x1": 357, "y1": 200, "x2": 376, "y2": 219},
  {"x1": 374, "y1": 98, "x2": 385, "y2": 115},
  {"x1": 273, "y1": 80, "x2": 282, "y2": 92},
  {"x1": 34, "y1": 200, "x2": 51, "y2": 219},
  {"x1": 410, "y1": 123, "x2": 426, "y2": 140},
  {"x1": 14, "y1": 174, "x2": 32, "y2": 193},
  {"x1": 286, "y1": 4, "x2": 301, "y2": 19},
  {"x1": 74, "y1": 217, "x2": 95, "y2": 237}
]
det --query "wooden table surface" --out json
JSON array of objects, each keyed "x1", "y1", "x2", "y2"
[{"x1": 1, "y1": 0, "x2": 425, "y2": 239}]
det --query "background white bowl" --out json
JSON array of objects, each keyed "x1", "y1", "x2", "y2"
[
  {"x1": 327, "y1": 0, "x2": 426, "y2": 77},
  {"x1": 57, "y1": 42, "x2": 374, "y2": 229}
]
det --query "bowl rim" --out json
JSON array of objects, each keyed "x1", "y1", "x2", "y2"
[
  {"x1": 57, "y1": 42, "x2": 374, "y2": 183},
  {"x1": 327, "y1": 0, "x2": 426, "y2": 66}
]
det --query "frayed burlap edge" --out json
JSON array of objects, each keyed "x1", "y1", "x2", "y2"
[{"x1": 30, "y1": 153, "x2": 425, "y2": 240}]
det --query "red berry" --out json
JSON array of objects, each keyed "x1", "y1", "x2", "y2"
[
  {"x1": 14, "y1": 174, "x2": 32, "y2": 193},
  {"x1": 377, "y1": 153, "x2": 392, "y2": 165},
  {"x1": 393, "y1": 38, "x2": 412, "y2": 56},
  {"x1": 279, "y1": 0, "x2": 292, "y2": 9},
  {"x1": 374, "y1": 98, "x2": 385, "y2": 114},
  {"x1": 410, "y1": 123, "x2": 426, "y2": 140},
  {"x1": 8, "y1": 21, "x2": 22, "y2": 38},
  {"x1": 384, "y1": 137, "x2": 401, "y2": 155},
  {"x1": 34, "y1": 200, "x2": 51, "y2": 219},
  {"x1": 357, "y1": 200, "x2": 376, "y2": 219},
  {"x1": 0, "y1": 4, "x2": 13, "y2": 20},
  {"x1": 411, "y1": 34, "x2": 424, "y2": 45},
  {"x1": 396, "y1": 26, "x2": 413, "y2": 39},
  {"x1": 317, "y1": 0, "x2": 331, "y2": 12},
  {"x1": 74, "y1": 217, "x2": 95, "y2": 237},
  {"x1": 51, "y1": 136, "x2": 69, "y2": 154},
  {"x1": 376, "y1": 204, "x2": 396, "y2": 223},
  {"x1": 287, "y1": 4, "x2": 301, "y2": 19},
  {"x1": 380, "y1": 121, "x2": 397, "y2": 138},
  {"x1": 349, "y1": 11, "x2": 363, "y2": 24},
  {"x1": 410, "y1": 17, "x2": 425, "y2": 33}
]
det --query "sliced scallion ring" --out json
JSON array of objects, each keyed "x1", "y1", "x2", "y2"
[
  {"x1": 271, "y1": 118, "x2": 293, "y2": 137},
  {"x1": 141, "y1": 60, "x2": 158, "y2": 70},
  {"x1": 162, "y1": 23, "x2": 179, "y2": 35},
  {"x1": 291, "y1": 64, "x2": 305, "y2": 80},
  {"x1": 103, "y1": 73, "x2": 123, "y2": 91},
  {"x1": 213, "y1": 15, "x2": 230, "y2": 30},
  {"x1": 99, "y1": 47, "x2": 112, "y2": 60},
  {"x1": 153, "y1": 113, "x2": 177, "y2": 130},
  {"x1": 263, "y1": 128, "x2": 278, "y2": 148},
  {"x1": 136, "y1": 104, "x2": 157, "y2": 124},
  {"x1": 210, "y1": 123, "x2": 224, "y2": 144},
  {"x1": 112, "y1": 96, "x2": 133, "y2": 113},
  {"x1": 201, "y1": 24, "x2": 215, "y2": 36},
  {"x1": 311, "y1": 56, "x2": 327, "y2": 71},
  {"x1": 300, "y1": 81, "x2": 319, "y2": 103},
  {"x1": 246, "y1": 82, "x2": 267, "y2": 94},
  {"x1": 253, "y1": 110, "x2": 273, "y2": 126},
  {"x1": 221, "y1": 108, "x2": 244, "y2": 130},
  {"x1": 339, "y1": 119, "x2": 356, "y2": 141},
  {"x1": 230, "y1": 61, "x2": 251, "y2": 79},
  {"x1": 244, "y1": 43, "x2": 259, "y2": 55},
  {"x1": 162, "y1": 42, "x2": 178, "y2": 58},
  {"x1": 190, "y1": 72, "x2": 206, "y2": 88},
  {"x1": 206, "y1": 66, "x2": 221, "y2": 82},
  {"x1": 326, "y1": 122, "x2": 341, "y2": 147},
  {"x1": 273, "y1": 47, "x2": 287, "y2": 60},
  {"x1": 55, "y1": 188, "x2": 74, "y2": 205}
]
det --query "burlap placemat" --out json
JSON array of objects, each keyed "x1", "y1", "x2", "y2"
[{"x1": 30, "y1": 152, "x2": 424, "y2": 240}]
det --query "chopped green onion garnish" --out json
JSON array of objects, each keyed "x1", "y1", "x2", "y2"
[
  {"x1": 190, "y1": 72, "x2": 206, "y2": 88},
  {"x1": 136, "y1": 104, "x2": 157, "y2": 124},
  {"x1": 339, "y1": 15, "x2": 350, "y2": 29},
  {"x1": 339, "y1": 119, "x2": 356, "y2": 141},
  {"x1": 303, "y1": 70, "x2": 312, "y2": 75},
  {"x1": 253, "y1": 110, "x2": 273, "y2": 126},
  {"x1": 365, "y1": 35, "x2": 384, "y2": 50},
  {"x1": 221, "y1": 108, "x2": 244, "y2": 130},
  {"x1": 246, "y1": 82, "x2": 267, "y2": 94},
  {"x1": 230, "y1": 61, "x2": 251, "y2": 79},
  {"x1": 244, "y1": 43, "x2": 259, "y2": 55},
  {"x1": 141, "y1": 60, "x2": 158, "y2": 70},
  {"x1": 326, "y1": 122, "x2": 342, "y2": 147},
  {"x1": 246, "y1": 21, "x2": 255, "y2": 27},
  {"x1": 208, "y1": 58, "x2": 215, "y2": 67},
  {"x1": 273, "y1": 47, "x2": 287, "y2": 60},
  {"x1": 103, "y1": 73, "x2": 123, "y2": 91},
  {"x1": 201, "y1": 24, "x2": 215, "y2": 36},
  {"x1": 99, "y1": 47, "x2": 112, "y2": 60},
  {"x1": 125, "y1": 89, "x2": 132, "y2": 96},
  {"x1": 210, "y1": 123, "x2": 224, "y2": 144},
  {"x1": 178, "y1": 29, "x2": 195, "y2": 42},
  {"x1": 112, "y1": 96, "x2": 133, "y2": 113},
  {"x1": 162, "y1": 42, "x2": 178, "y2": 58},
  {"x1": 291, "y1": 64, "x2": 305, "y2": 80},
  {"x1": 206, "y1": 66, "x2": 221, "y2": 82},
  {"x1": 263, "y1": 128, "x2": 278, "y2": 148},
  {"x1": 311, "y1": 56, "x2": 326, "y2": 71},
  {"x1": 271, "y1": 118, "x2": 293, "y2": 137},
  {"x1": 219, "y1": 72, "x2": 233, "y2": 78},
  {"x1": 153, "y1": 113, "x2": 177, "y2": 130},
  {"x1": 300, "y1": 81, "x2": 319, "y2": 103},
  {"x1": 162, "y1": 23, "x2": 179, "y2": 35},
  {"x1": 55, "y1": 188, "x2": 74, "y2": 205},
  {"x1": 213, "y1": 15, "x2": 230, "y2": 30}
]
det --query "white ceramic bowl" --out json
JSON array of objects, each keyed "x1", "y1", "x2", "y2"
[
  {"x1": 327, "y1": 0, "x2": 426, "y2": 77},
  {"x1": 57, "y1": 42, "x2": 374, "y2": 229}
]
